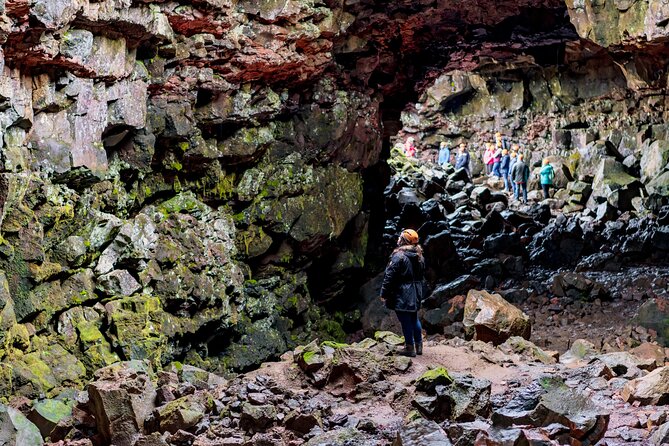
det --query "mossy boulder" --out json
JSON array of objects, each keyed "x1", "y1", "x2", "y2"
[
  {"x1": 295, "y1": 341, "x2": 326, "y2": 373},
  {"x1": 5, "y1": 343, "x2": 86, "y2": 399},
  {"x1": 157, "y1": 392, "x2": 213, "y2": 434},
  {"x1": 587, "y1": 157, "x2": 641, "y2": 211},
  {"x1": 236, "y1": 153, "x2": 363, "y2": 247},
  {"x1": 28, "y1": 398, "x2": 74, "y2": 438},
  {"x1": 0, "y1": 404, "x2": 43, "y2": 445},
  {"x1": 105, "y1": 295, "x2": 168, "y2": 364},
  {"x1": 415, "y1": 367, "x2": 453, "y2": 393},
  {"x1": 374, "y1": 330, "x2": 405, "y2": 346}
]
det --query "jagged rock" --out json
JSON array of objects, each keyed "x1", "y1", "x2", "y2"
[
  {"x1": 622, "y1": 366, "x2": 669, "y2": 405},
  {"x1": 641, "y1": 140, "x2": 669, "y2": 183},
  {"x1": 305, "y1": 427, "x2": 372, "y2": 446},
  {"x1": 498, "y1": 337, "x2": 558, "y2": 364},
  {"x1": 239, "y1": 403, "x2": 277, "y2": 432},
  {"x1": 596, "y1": 351, "x2": 655, "y2": 378},
  {"x1": 8, "y1": 343, "x2": 87, "y2": 398},
  {"x1": 295, "y1": 341, "x2": 327, "y2": 373},
  {"x1": 565, "y1": 360, "x2": 614, "y2": 384},
  {"x1": 424, "y1": 275, "x2": 480, "y2": 308},
  {"x1": 493, "y1": 378, "x2": 609, "y2": 444},
  {"x1": 0, "y1": 404, "x2": 43, "y2": 446},
  {"x1": 96, "y1": 269, "x2": 142, "y2": 297},
  {"x1": 473, "y1": 427, "x2": 528, "y2": 445},
  {"x1": 587, "y1": 158, "x2": 641, "y2": 211},
  {"x1": 27, "y1": 398, "x2": 73, "y2": 439},
  {"x1": 175, "y1": 365, "x2": 227, "y2": 391},
  {"x1": 651, "y1": 422, "x2": 669, "y2": 445},
  {"x1": 157, "y1": 392, "x2": 213, "y2": 434},
  {"x1": 421, "y1": 295, "x2": 466, "y2": 334},
  {"x1": 293, "y1": 339, "x2": 405, "y2": 391},
  {"x1": 550, "y1": 272, "x2": 609, "y2": 300},
  {"x1": 561, "y1": 339, "x2": 599, "y2": 364},
  {"x1": 635, "y1": 298, "x2": 669, "y2": 346},
  {"x1": 393, "y1": 418, "x2": 452, "y2": 445},
  {"x1": 446, "y1": 420, "x2": 491, "y2": 446},
  {"x1": 285, "y1": 411, "x2": 323, "y2": 435},
  {"x1": 630, "y1": 343, "x2": 667, "y2": 369},
  {"x1": 462, "y1": 290, "x2": 531, "y2": 345},
  {"x1": 87, "y1": 361, "x2": 157, "y2": 446},
  {"x1": 415, "y1": 368, "x2": 453, "y2": 393},
  {"x1": 413, "y1": 370, "x2": 491, "y2": 422}
]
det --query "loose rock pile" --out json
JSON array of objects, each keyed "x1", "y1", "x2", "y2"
[{"x1": 0, "y1": 329, "x2": 660, "y2": 446}]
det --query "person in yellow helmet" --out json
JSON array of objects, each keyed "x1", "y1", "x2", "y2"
[{"x1": 379, "y1": 229, "x2": 426, "y2": 357}]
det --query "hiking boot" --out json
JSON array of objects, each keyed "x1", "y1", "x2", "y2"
[
  {"x1": 398, "y1": 344, "x2": 416, "y2": 357},
  {"x1": 416, "y1": 342, "x2": 423, "y2": 356}
]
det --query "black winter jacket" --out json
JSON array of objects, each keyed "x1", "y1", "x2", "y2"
[
  {"x1": 511, "y1": 160, "x2": 530, "y2": 183},
  {"x1": 380, "y1": 245, "x2": 426, "y2": 312}
]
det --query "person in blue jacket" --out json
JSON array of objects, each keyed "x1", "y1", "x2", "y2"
[
  {"x1": 379, "y1": 229, "x2": 426, "y2": 357},
  {"x1": 540, "y1": 158, "x2": 555, "y2": 199},
  {"x1": 454, "y1": 143, "x2": 470, "y2": 179},
  {"x1": 438, "y1": 142, "x2": 450, "y2": 167},
  {"x1": 499, "y1": 149, "x2": 511, "y2": 191}
]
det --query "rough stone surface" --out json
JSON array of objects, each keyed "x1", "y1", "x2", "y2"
[
  {"x1": 622, "y1": 366, "x2": 669, "y2": 405},
  {"x1": 463, "y1": 289, "x2": 531, "y2": 345}
]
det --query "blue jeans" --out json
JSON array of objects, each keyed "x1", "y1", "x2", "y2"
[
  {"x1": 501, "y1": 172, "x2": 510, "y2": 190},
  {"x1": 514, "y1": 182, "x2": 528, "y2": 202},
  {"x1": 395, "y1": 311, "x2": 422, "y2": 346},
  {"x1": 492, "y1": 162, "x2": 501, "y2": 177}
]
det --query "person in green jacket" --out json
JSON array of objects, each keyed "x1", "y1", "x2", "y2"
[{"x1": 539, "y1": 158, "x2": 555, "y2": 199}]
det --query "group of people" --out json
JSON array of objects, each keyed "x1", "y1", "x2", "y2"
[
  {"x1": 437, "y1": 142, "x2": 472, "y2": 178},
  {"x1": 434, "y1": 133, "x2": 556, "y2": 202}
]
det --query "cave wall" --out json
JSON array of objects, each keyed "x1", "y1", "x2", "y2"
[
  {"x1": 0, "y1": 0, "x2": 659, "y2": 398},
  {"x1": 400, "y1": 1, "x2": 669, "y2": 215}
]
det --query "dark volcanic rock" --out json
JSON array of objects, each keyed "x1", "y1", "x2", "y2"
[
  {"x1": 413, "y1": 369, "x2": 491, "y2": 422},
  {"x1": 393, "y1": 418, "x2": 452, "y2": 445},
  {"x1": 493, "y1": 378, "x2": 609, "y2": 445}
]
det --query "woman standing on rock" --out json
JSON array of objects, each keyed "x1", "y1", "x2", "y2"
[
  {"x1": 455, "y1": 143, "x2": 471, "y2": 179},
  {"x1": 379, "y1": 229, "x2": 426, "y2": 358},
  {"x1": 540, "y1": 158, "x2": 555, "y2": 199}
]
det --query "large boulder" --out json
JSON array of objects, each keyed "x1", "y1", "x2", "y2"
[
  {"x1": 462, "y1": 290, "x2": 531, "y2": 345},
  {"x1": 87, "y1": 361, "x2": 157, "y2": 446},
  {"x1": 587, "y1": 157, "x2": 641, "y2": 211},
  {"x1": 622, "y1": 366, "x2": 669, "y2": 405},
  {"x1": 641, "y1": 140, "x2": 669, "y2": 183}
]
